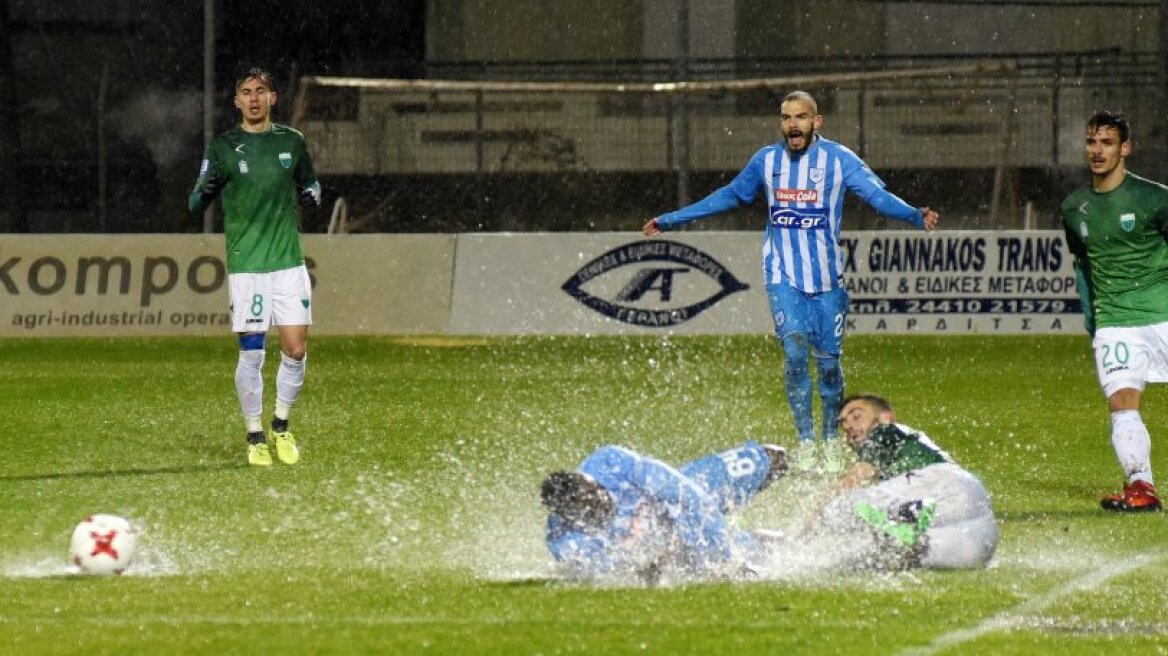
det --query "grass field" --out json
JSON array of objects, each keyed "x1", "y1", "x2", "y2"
[{"x1": 2, "y1": 335, "x2": 1167, "y2": 655}]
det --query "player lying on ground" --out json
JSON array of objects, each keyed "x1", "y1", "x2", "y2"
[
  {"x1": 540, "y1": 442, "x2": 788, "y2": 582},
  {"x1": 808, "y1": 394, "x2": 999, "y2": 570}
]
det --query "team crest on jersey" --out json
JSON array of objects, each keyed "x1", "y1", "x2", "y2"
[
  {"x1": 199, "y1": 159, "x2": 209, "y2": 175},
  {"x1": 809, "y1": 167, "x2": 825, "y2": 184},
  {"x1": 1120, "y1": 213, "x2": 1135, "y2": 231},
  {"x1": 279, "y1": 152, "x2": 293, "y2": 169},
  {"x1": 238, "y1": 160, "x2": 249, "y2": 174},
  {"x1": 1079, "y1": 221, "x2": 1088, "y2": 238}
]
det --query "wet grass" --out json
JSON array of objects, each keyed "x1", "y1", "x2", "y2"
[{"x1": 1, "y1": 335, "x2": 1166, "y2": 655}]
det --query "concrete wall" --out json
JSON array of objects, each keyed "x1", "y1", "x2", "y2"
[
  {"x1": 426, "y1": 0, "x2": 1159, "y2": 63},
  {"x1": 427, "y1": 0, "x2": 643, "y2": 61}
]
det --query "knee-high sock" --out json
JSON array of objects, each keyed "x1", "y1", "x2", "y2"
[
  {"x1": 235, "y1": 349, "x2": 265, "y2": 431},
  {"x1": 1111, "y1": 409, "x2": 1153, "y2": 485},
  {"x1": 275, "y1": 352, "x2": 306, "y2": 420},
  {"x1": 781, "y1": 333, "x2": 813, "y2": 441},
  {"x1": 817, "y1": 355, "x2": 844, "y2": 438}
]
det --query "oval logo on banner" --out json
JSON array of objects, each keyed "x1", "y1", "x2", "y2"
[{"x1": 561, "y1": 240, "x2": 750, "y2": 327}]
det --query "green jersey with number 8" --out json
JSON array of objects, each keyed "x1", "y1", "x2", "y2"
[
  {"x1": 1061, "y1": 172, "x2": 1168, "y2": 329},
  {"x1": 190, "y1": 124, "x2": 318, "y2": 274}
]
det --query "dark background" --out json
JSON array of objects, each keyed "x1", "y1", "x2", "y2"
[
  {"x1": 0, "y1": 0, "x2": 425, "y2": 233},
  {"x1": 1, "y1": 0, "x2": 1165, "y2": 234}
]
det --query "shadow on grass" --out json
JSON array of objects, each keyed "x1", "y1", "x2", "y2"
[
  {"x1": 1, "y1": 462, "x2": 245, "y2": 482},
  {"x1": 999, "y1": 509, "x2": 1123, "y2": 522},
  {"x1": 487, "y1": 577, "x2": 560, "y2": 588}
]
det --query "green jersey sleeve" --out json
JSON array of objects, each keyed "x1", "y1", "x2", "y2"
[
  {"x1": 188, "y1": 146, "x2": 225, "y2": 215},
  {"x1": 857, "y1": 424, "x2": 950, "y2": 479}
]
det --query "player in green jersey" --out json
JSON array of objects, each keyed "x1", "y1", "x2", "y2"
[
  {"x1": 807, "y1": 394, "x2": 997, "y2": 570},
  {"x1": 1060, "y1": 111, "x2": 1168, "y2": 512},
  {"x1": 188, "y1": 67, "x2": 322, "y2": 467}
]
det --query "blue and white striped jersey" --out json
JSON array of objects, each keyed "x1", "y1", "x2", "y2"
[
  {"x1": 545, "y1": 443, "x2": 772, "y2": 576},
  {"x1": 655, "y1": 135, "x2": 926, "y2": 293}
]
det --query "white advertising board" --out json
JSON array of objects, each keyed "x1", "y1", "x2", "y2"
[
  {"x1": 0, "y1": 234, "x2": 455, "y2": 337},
  {"x1": 0, "y1": 231, "x2": 1083, "y2": 337},
  {"x1": 450, "y1": 230, "x2": 1084, "y2": 335}
]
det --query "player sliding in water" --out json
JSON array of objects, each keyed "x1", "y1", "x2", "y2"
[{"x1": 540, "y1": 395, "x2": 997, "y2": 582}]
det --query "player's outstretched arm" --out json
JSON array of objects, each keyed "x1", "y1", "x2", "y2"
[
  {"x1": 920, "y1": 207, "x2": 940, "y2": 232},
  {"x1": 801, "y1": 461, "x2": 878, "y2": 534}
]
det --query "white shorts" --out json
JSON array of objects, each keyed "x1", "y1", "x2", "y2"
[
  {"x1": 228, "y1": 265, "x2": 313, "y2": 333},
  {"x1": 1093, "y1": 323, "x2": 1168, "y2": 398},
  {"x1": 844, "y1": 463, "x2": 998, "y2": 569}
]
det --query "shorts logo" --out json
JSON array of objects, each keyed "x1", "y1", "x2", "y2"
[
  {"x1": 1120, "y1": 213, "x2": 1135, "y2": 232},
  {"x1": 279, "y1": 152, "x2": 293, "y2": 169},
  {"x1": 809, "y1": 168, "x2": 825, "y2": 184},
  {"x1": 775, "y1": 188, "x2": 820, "y2": 204},
  {"x1": 774, "y1": 311, "x2": 785, "y2": 328},
  {"x1": 561, "y1": 240, "x2": 750, "y2": 327}
]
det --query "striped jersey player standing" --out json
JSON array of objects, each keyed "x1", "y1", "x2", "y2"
[
  {"x1": 644, "y1": 91, "x2": 939, "y2": 474},
  {"x1": 1061, "y1": 111, "x2": 1168, "y2": 512},
  {"x1": 188, "y1": 67, "x2": 322, "y2": 467}
]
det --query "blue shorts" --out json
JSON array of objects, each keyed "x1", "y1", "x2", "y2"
[{"x1": 765, "y1": 280, "x2": 848, "y2": 356}]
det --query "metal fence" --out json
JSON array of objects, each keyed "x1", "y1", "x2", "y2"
[
  {"x1": 293, "y1": 50, "x2": 1161, "y2": 234},
  {"x1": 4, "y1": 49, "x2": 1160, "y2": 233}
]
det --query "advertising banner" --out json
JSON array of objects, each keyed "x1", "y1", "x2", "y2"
[
  {"x1": 1, "y1": 231, "x2": 1084, "y2": 337},
  {"x1": 451, "y1": 230, "x2": 1084, "y2": 335},
  {"x1": 0, "y1": 234, "x2": 455, "y2": 337},
  {"x1": 842, "y1": 230, "x2": 1081, "y2": 334}
]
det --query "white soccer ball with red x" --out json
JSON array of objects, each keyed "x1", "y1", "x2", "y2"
[{"x1": 69, "y1": 514, "x2": 139, "y2": 575}]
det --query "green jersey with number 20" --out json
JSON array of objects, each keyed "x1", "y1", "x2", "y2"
[
  {"x1": 192, "y1": 124, "x2": 318, "y2": 274},
  {"x1": 1061, "y1": 172, "x2": 1168, "y2": 328}
]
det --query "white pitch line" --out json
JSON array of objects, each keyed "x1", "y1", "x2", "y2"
[{"x1": 898, "y1": 548, "x2": 1167, "y2": 656}]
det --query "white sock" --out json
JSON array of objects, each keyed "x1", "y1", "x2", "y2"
[
  {"x1": 1111, "y1": 409, "x2": 1153, "y2": 485},
  {"x1": 275, "y1": 351, "x2": 306, "y2": 419},
  {"x1": 235, "y1": 349, "x2": 265, "y2": 431}
]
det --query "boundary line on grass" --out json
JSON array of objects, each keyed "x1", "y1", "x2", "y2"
[{"x1": 897, "y1": 547, "x2": 1167, "y2": 656}]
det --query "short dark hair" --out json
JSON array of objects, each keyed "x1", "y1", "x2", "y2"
[
  {"x1": 1086, "y1": 111, "x2": 1129, "y2": 143},
  {"x1": 540, "y1": 471, "x2": 614, "y2": 528},
  {"x1": 781, "y1": 90, "x2": 818, "y2": 115},
  {"x1": 235, "y1": 67, "x2": 274, "y2": 92},
  {"x1": 841, "y1": 393, "x2": 893, "y2": 414}
]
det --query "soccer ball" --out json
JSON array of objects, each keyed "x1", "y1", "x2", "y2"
[{"x1": 69, "y1": 514, "x2": 139, "y2": 575}]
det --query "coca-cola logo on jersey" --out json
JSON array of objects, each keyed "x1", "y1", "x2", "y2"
[{"x1": 775, "y1": 188, "x2": 819, "y2": 203}]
